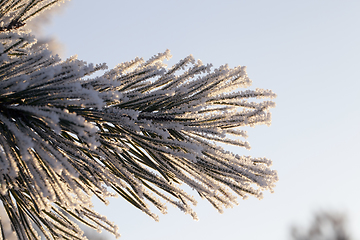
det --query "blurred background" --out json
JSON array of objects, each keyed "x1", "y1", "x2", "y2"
[{"x1": 34, "y1": 0, "x2": 360, "y2": 239}]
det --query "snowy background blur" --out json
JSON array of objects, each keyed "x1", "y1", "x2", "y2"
[{"x1": 36, "y1": 0, "x2": 360, "y2": 239}]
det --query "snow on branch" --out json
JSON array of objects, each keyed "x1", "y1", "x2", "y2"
[{"x1": 0, "y1": 0, "x2": 66, "y2": 32}]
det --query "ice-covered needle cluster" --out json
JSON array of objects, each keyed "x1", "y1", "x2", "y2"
[{"x1": 0, "y1": 1, "x2": 277, "y2": 239}]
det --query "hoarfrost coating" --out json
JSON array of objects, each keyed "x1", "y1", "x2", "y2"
[{"x1": 0, "y1": 0, "x2": 277, "y2": 239}]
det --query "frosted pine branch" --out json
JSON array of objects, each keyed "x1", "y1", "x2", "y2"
[
  {"x1": 0, "y1": 1, "x2": 277, "y2": 239},
  {"x1": 0, "y1": 0, "x2": 66, "y2": 32}
]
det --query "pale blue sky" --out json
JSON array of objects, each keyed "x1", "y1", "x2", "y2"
[{"x1": 42, "y1": 1, "x2": 360, "y2": 239}]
